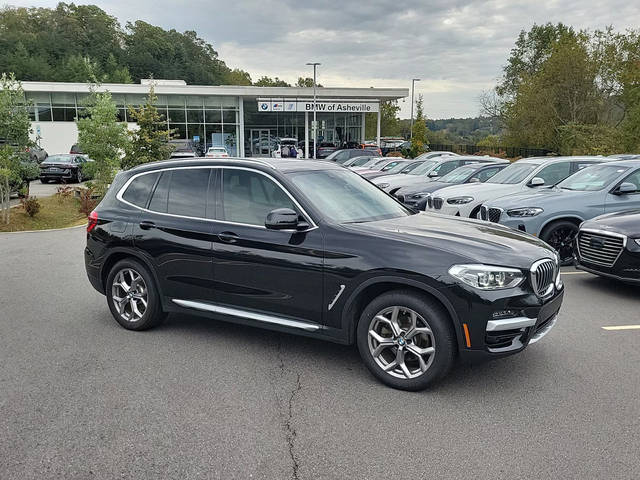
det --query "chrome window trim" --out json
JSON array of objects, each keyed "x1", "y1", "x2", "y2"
[
  {"x1": 171, "y1": 299, "x2": 321, "y2": 332},
  {"x1": 576, "y1": 228, "x2": 627, "y2": 267},
  {"x1": 116, "y1": 165, "x2": 318, "y2": 231}
]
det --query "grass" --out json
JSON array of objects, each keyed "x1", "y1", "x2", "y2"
[{"x1": 0, "y1": 195, "x2": 88, "y2": 232}]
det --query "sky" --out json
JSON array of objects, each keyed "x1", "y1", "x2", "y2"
[{"x1": 5, "y1": 0, "x2": 640, "y2": 119}]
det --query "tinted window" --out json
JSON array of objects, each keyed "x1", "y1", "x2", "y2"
[
  {"x1": 148, "y1": 171, "x2": 171, "y2": 212},
  {"x1": 536, "y1": 162, "x2": 571, "y2": 185},
  {"x1": 222, "y1": 169, "x2": 296, "y2": 226},
  {"x1": 620, "y1": 169, "x2": 640, "y2": 192},
  {"x1": 122, "y1": 172, "x2": 160, "y2": 208},
  {"x1": 166, "y1": 169, "x2": 210, "y2": 217},
  {"x1": 432, "y1": 160, "x2": 460, "y2": 176},
  {"x1": 488, "y1": 163, "x2": 538, "y2": 184},
  {"x1": 476, "y1": 166, "x2": 502, "y2": 182}
]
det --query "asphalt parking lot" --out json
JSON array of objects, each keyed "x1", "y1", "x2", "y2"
[{"x1": 1, "y1": 227, "x2": 639, "y2": 480}]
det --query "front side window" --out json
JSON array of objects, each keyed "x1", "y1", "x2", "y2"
[
  {"x1": 122, "y1": 172, "x2": 160, "y2": 208},
  {"x1": 408, "y1": 161, "x2": 438, "y2": 176},
  {"x1": 439, "y1": 166, "x2": 477, "y2": 184},
  {"x1": 288, "y1": 169, "x2": 411, "y2": 224},
  {"x1": 431, "y1": 161, "x2": 460, "y2": 177},
  {"x1": 475, "y1": 166, "x2": 502, "y2": 182},
  {"x1": 222, "y1": 169, "x2": 296, "y2": 226},
  {"x1": 487, "y1": 163, "x2": 538, "y2": 184},
  {"x1": 535, "y1": 162, "x2": 571, "y2": 185},
  {"x1": 619, "y1": 169, "x2": 640, "y2": 192}
]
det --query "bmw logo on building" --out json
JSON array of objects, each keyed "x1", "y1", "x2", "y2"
[{"x1": 260, "y1": 102, "x2": 269, "y2": 110}]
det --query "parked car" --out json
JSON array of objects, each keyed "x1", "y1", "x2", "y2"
[
  {"x1": 356, "y1": 158, "x2": 408, "y2": 176},
  {"x1": 427, "y1": 156, "x2": 609, "y2": 219},
  {"x1": 343, "y1": 156, "x2": 386, "y2": 170},
  {"x1": 316, "y1": 142, "x2": 338, "y2": 159},
  {"x1": 575, "y1": 209, "x2": 640, "y2": 283},
  {"x1": 85, "y1": 157, "x2": 563, "y2": 391},
  {"x1": 169, "y1": 140, "x2": 199, "y2": 159},
  {"x1": 374, "y1": 156, "x2": 500, "y2": 195},
  {"x1": 325, "y1": 148, "x2": 381, "y2": 164},
  {"x1": 395, "y1": 162, "x2": 510, "y2": 210},
  {"x1": 272, "y1": 138, "x2": 300, "y2": 158},
  {"x1": 27, "y1": 145, "x2": 48, "y2": 163},
  {"x1": 359, "y1": 143, "x2": 383, "y2": 156},
  {"x1": 205, "y1": 146, "x2": 229, "y2": 158},
  {"x1": 414, "y1": 151, "x2": 460, "y2": 161},
  {"x1": 481, "y1": 160, "x2": 640, "y2": 264},
  {"x1": 39, "y1": 154, "x2": 93, "y2": 183},
  {"x1": 361, "y1": 160, "x2": 422, "y2": 180}
]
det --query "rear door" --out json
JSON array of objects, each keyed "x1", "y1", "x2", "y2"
[
  {"x1": 210, "y1": 167, "x2": 325, "y2": 326},
  {"x1": 130, "y1": 167, "x2": 216, "y2": 303},
  {"x1": 604, "y1": 167, "x2": 640, "y2": 213}
]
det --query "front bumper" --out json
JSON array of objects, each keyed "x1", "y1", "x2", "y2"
[
  {"x1": 40, "y1": 169, "x2": 74, "y2": 180},
  {"x1": 575, "y1": 250, "x2": 640, "y2": 284}
]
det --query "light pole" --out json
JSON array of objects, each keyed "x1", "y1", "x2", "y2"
[
  {"x1": 306, "y1": 62, "x2": 321, "y2": 159},
  {"x1": 409, "y1": 78, "x2": 420, "y2": 141}
]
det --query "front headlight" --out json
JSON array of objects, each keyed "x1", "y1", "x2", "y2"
[
  {"x1": 634, "y1": 239, "x2": 640, "y2": 247},
  {"x1": 449, "y1": 264, "x2": 524, "y2": 290},
  {"x1": 447, "y1": 196, "x2": 474, "y2": 205},
  {"x1": 507, "y1": 207, "x2": 544, "y2": 217},
  {"x1": 410, "y1": 192, "x2": 431, "y2": 199},
  {"x1": 378, "y1": 183, "x2": 390, "y2": 189}
]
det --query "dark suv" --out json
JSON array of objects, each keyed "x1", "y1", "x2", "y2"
[{"x1": 85, "y1": 158, "x2": 564, "y2": 390}]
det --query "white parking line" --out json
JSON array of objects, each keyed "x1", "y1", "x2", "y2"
[{"x1": 602, "y1": 325, "x2": 640, "y2": 331}]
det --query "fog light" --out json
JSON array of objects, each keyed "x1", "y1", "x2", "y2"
[{"x1": 492, "y1": 309, "x2": 519, "y2": 319}]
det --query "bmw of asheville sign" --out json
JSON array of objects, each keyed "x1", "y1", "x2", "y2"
[{"x1": 257, "y1": 98, "x2": 379, "y2": 113}]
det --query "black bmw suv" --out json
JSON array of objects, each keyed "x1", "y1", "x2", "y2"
[{"x1": 85, "y1": 158, "x2": 564, "y2": 390}]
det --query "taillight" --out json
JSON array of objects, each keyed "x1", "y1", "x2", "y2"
[{"x1": 87, "y1": 210, "x2": 98, "y2": 232}]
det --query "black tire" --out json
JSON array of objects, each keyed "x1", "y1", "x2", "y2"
[
  {"x1": 40, "y1": 178, "x2": 49, "y2": 184},
  {"x1": 75, "y1": 169, "x2": 83, "y2": 183},
  {"x1": 540, "y1": 220, "x2": 579, "y2": 266},
  {"x1": 105, "y1": 259, "x2": 167, "y2": 331},
  {"x1": 356, "y1": 290, "x2": 456, "y2": 391}
]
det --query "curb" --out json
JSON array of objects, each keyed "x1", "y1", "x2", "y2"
[{"x1": 0, "y1": 223, "x2": 85, "y2": 235}]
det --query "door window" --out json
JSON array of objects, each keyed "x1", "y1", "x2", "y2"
[
  {"x1": 146, "y1": 169, "x2": 210, "y2": 217},
  {"x1": 432, "y1": 161, "x2": 460, "y2": 177},
  {"x1": 222, "y1": 169, "x2": 296, "y2": 226},
  {"x1": 122, "y1": 172, "x2": 160, "y2": 208},
  {"x1": 535, "y1": 162, "x2": 571, "y2": 185},
  {"x1": 620, "y1": 169, "x2": 640, "y2": 192},
  {"x1": 475, "y1": 166, "x2": 501, "y2": 182}
]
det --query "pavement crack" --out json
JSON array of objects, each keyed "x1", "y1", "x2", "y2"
[{"x1": 285, "y1": 372, "x2": 302, "y2": 480}]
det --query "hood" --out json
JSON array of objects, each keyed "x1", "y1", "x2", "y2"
[
  {"x1": 342, "y1": 212, "x2": 555, "y2": 269},
  {"x1": 431, "y1": 182, "x2": 519, "y2": 201},
  {"x1": 484, "y1": 187, "x2": 583, "y2": 209},
  {"x1": 582, "y1": 209, "x2": 640, "y2": 237},
  {"x1": 397, "y1": 181, "x2": 452, "y2": 196}
]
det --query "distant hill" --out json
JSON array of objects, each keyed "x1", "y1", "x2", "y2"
[{"x1": 426, "y1": 117, "x2": 501, "y2": 144}]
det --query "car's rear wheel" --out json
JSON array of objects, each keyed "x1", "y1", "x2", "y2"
[
  {"x1": 75, "y1": 169, "x2": 83, "y2": 183},
  {"x1": 540, "y1": 220, "x2": 579, "y2": 266},
  {"x1": 106, "y1": 259, "x2": 166, "y2": 331},
  {"x1": 356, "y1": 290, "x2": 456, "y2": 391}
]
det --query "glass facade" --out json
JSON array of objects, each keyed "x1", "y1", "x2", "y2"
[
  {"x1": 25, "y1": 92, "x2": 240, "y2": 156},
  {"x1": 243, "y1": 100, "x2": 364, "y2": 157}
]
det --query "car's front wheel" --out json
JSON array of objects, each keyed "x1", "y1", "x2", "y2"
[
  {"x1": 540, "y1": 220, "x2": 578, "y2": 266},
  {"x1": 106, "y1": 259, "x2": 166, "y2": 331},
  {"x1": 356, "y1": 290, "x2": 456, "y2": 391}
]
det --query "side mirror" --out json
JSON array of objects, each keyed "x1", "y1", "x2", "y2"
[
  {"x1": 469, "y1": 177, "x2": 481, "y2": 183},
  {"x1": 528, "y1": 177, "x2": 545, "y2": 187},
  {"x1": 427, "y1": 171, "x2": 439, "y2": 178},
  {"x1": 614, "y1": 182, "x2": 637, "y2": 195},
  {"x1": 265, "y1": 208, "x2": 302, "y2": 230}
]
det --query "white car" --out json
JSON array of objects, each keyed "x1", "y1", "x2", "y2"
[
  {"x1": 373, "y1": 155, "x2": 498, "y2": 195},
  {"x1": 272, "y1": 138, "x2": 301, "y2": 158},
  {"x1": 425, "y1": 156, "x2": 609, "y2": 218},
  {"x1": 205, "y1": 146, "x2": 229, "y2": 158}
]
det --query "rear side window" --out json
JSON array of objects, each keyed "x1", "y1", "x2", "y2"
[
  {"x1": 122, "y1": 172, "x2": 160, "y2": 208},
  {"x1": 147, "y1": 169, "x2": 211, "y2": 217}
]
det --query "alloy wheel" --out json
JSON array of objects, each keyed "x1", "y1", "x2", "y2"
[
  {"x1": 111, "y1": 268, "x2": 148, "y2": 322},
  {"x1": 367, "y1": 306, "x2": 436, "y2": 379},
  {"x1": 547, "y1": 226, "x2": 578, "y2": 264}
]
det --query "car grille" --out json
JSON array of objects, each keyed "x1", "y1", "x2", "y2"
[
  {"x1": 432, "y1": 197, "x2": 443, "y2": 210},
  {"x1": 426, "y1": 197, "x2": 433, "y2": 208},
  {"x1": 480, "y1": 206, "x2": 502, "y2": 222},
  {"x1": 530, "y1": 259, "x2": 557, "y2": 297},
  {"x1": 577, "y1": 231, "x2": 625, "y2": 267}
]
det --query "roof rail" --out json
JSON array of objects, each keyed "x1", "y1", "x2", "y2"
[{"x1": 228, "y1": 157, "x2": 277, "y2": 169}]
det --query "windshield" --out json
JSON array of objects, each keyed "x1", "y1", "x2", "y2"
[
  {"x1": 400, "y1": 161, "x2": 425, "y2": 174},
  {"x1": 43, "y1": 155, "x2": 73, "y2": 163},
  {"x1": 487, "y1": 162, "x2": 537, "y2": 184},
  {"x1": 409, "y1": 160, "x2": 439, "y2": 176},
  {"x1": 438, "y1": 166, "x2": 477, "y2": 184},
  {"x1": 288, "y1": 169, "x2": 411, "y2": 224},
  {"x1": 557, "y1": 165, "x2": 629, "y2": 191}
]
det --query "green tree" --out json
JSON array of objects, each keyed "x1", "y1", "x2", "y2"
[
  {"x1": 225, "y1": 68, "x2": 252, "y2": 86},
  {"x1": 254, "y1": 76, "x2": 291, "y2": 87},
  {"x1": 76, "y1": 91, "x2": 130, "y2": 195},
  {"x1": 0, "y1": 73, "x2": 34, "y2": 222},
  {"x1": 365, "y1": 100, "x2": 401, "y2": 139},
  {"x1": 122, "y1": 86, "x2": 173, "y2": 170},
  {"x1": 410, "y1": 95, "x2": 428, "y2": 157},
  {"x1": 295, "y1": 77, "x2": 322, "y2": 88}
]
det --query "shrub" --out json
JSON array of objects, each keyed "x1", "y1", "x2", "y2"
[
  {"x1": 81, "y1": 160, "x2": 98, "y2": 180},
  {"x1": 386, "y1": 151, "x2": 404, "y2": 157},
  {"x1": 55, "y1": 185, "x2": 73, "y2": 203},
  {"x1": 20, "y1": 195, "x2": 40, "y2": 217},
  {"x1": 78, "y1": 187, "x2": 98, "y2": 216}
]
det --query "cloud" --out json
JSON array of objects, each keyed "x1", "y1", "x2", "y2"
[{"x1": 7, "y1": 0, "x2": 640, "y2": 117}]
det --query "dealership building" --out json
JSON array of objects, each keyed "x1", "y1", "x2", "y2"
[{"x1": 21, "y1": 79, "x2": 408, "y2": 157}]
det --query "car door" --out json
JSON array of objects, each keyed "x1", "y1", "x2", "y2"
[
  {"x1": 210, "y1": 167, "x2": 324, "y2": 326},
  {"x1": 130, "y1": 167, "x2": 216, "y2": 303},
  {"x1": 604, "y1": 167, "x2": 640, "y2": 213}
]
